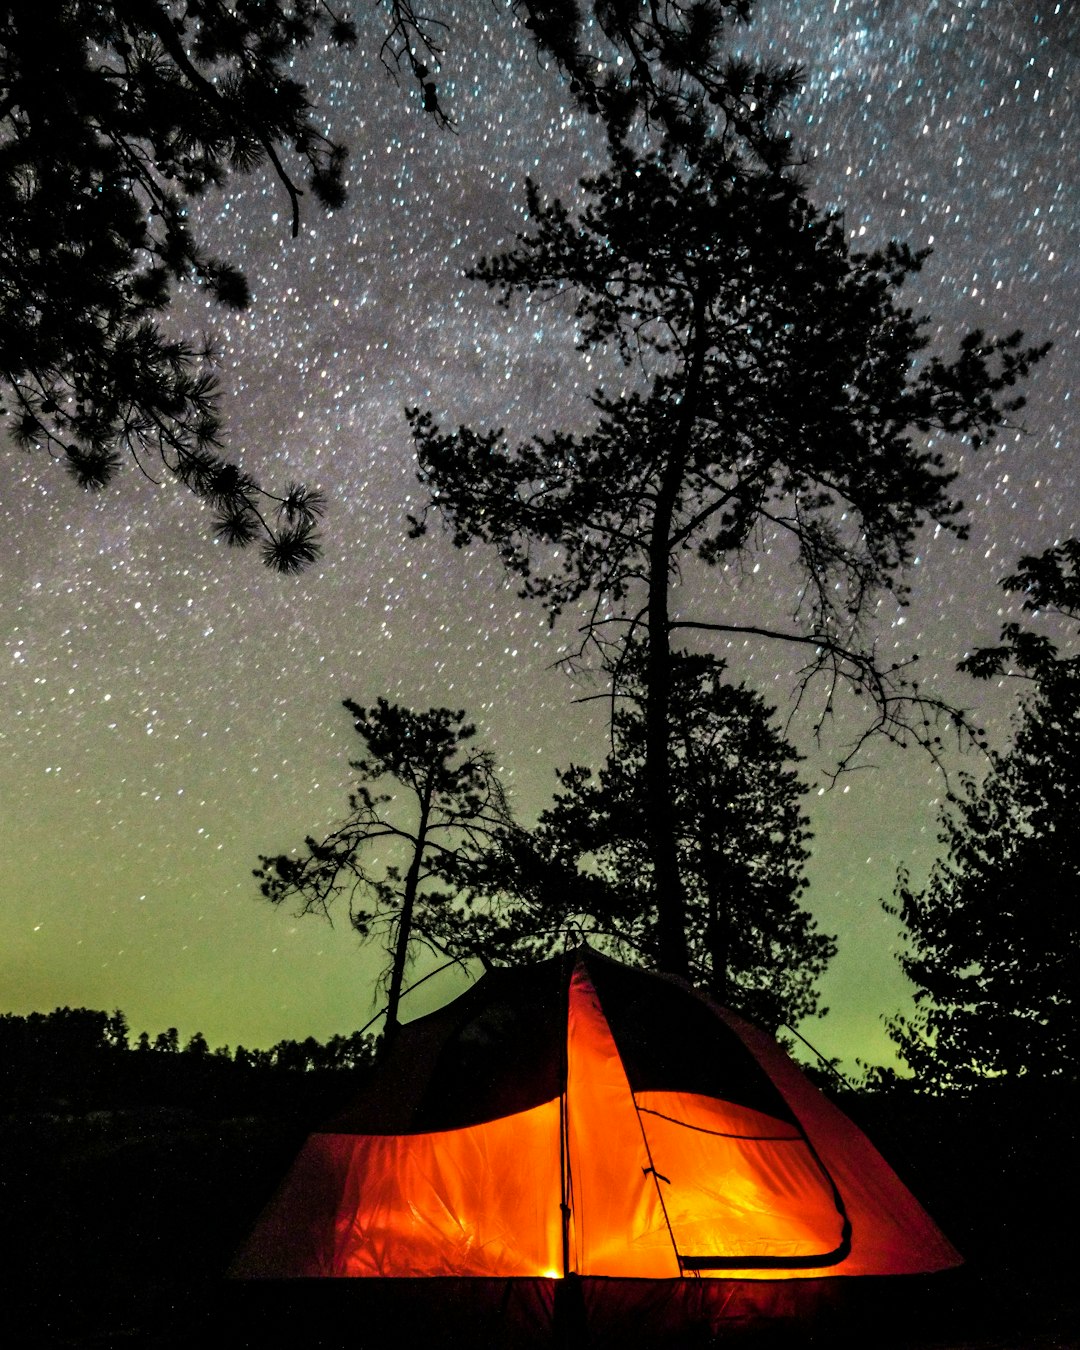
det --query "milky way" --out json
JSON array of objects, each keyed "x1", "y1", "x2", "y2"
[{"x1": 1, "y1": 2, "x2": 1075, "y2": 1066}]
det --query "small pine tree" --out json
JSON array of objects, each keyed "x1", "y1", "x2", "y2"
[{"x1": 256, "y1": 699, "x2": 513, "y2": 1039}]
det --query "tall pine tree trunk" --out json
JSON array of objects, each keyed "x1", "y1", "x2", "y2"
[
  {"x1": 645, "y1": 545, "x2": 690, "y2": 976},
  {"x1": 644, "y1": 293, "x2": 709, "y2": 978}
]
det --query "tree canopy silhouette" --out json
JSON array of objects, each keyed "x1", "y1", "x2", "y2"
[
  {"x1": 474, "y1": 649, "x2": 832, "y2": 1032},
  {"x1": 1, "y1": 0, "x2": 356, "y2": 567},
  {"x1": 885, "y1": 540, "x2": 1080, "y2": 1089},
  {"x1": 959, "y1": 538, "x2": 1080, "y2": 686},
  {"x1": 513, "y1": 0, "x2": 801, "y2": 163},
  {"x1": 255, "y1": 698, "x2": 513, "y2": 1038},
  {"x1": 409, "y1": 121, "x2": 1048, "y2": 977},
  {"x1": 394, "y1": 2, "x2": 802, "y2": 160},
  {"x1": 887, "y1": 663, "x2": 1080, "y2": 1089},
  {"x1": 2, "y1": 0, "x2": 800, "y2": 568}
]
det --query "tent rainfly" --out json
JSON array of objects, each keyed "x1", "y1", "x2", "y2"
[{"x1": 232, "y1": 947, "x2": 960, "y2": 1344}]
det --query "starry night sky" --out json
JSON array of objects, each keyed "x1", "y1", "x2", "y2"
[{"x1": 2, "y1": 2, "x2": 1076, "y2": 1068}]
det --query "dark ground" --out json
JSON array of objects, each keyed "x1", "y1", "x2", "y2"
[{"x1": 2, "y1": 1061, "x2": 1076, "y2": 1348}]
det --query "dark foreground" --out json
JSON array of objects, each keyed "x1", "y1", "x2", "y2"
[{"x1": 3, "y1": 1067, "x2": 1076, "y2": 1348}]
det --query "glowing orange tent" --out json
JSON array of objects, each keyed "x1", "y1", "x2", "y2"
[{"x1": 232, "y1": 947, "x2": 959, "y2": 1342}]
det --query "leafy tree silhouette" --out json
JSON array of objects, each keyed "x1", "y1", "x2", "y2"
[
  {"x1": 513, "y1": 0, "x2": 802, "y2": 163},
  {"x1": 959, "y1": 538, "x2": 1080, "y2": 686},
  {"x1": 2, "y1": 0, "x2": 799, "y2": 568},
  {"x1": 409, "y1": 119, "x2": 1048, "y2": 976},
  {"x1": 1, "y1": 0, "x2": 357, "y2": 566},
  {"x1": 564, "y1": 650, "x2": 827, "y2": 1028},
  {"x1": 888, "y1": 672, "x2": 1080, "y2": 1088},
  {"x1": 255, "y1": 698, "x2": 514, "y2": 1039},
  {"x1": 455, "y1": 648, "x2": 831, "y2": 1031},
  {"x1": 386, "y1": 2, "x2": 804, "y2": 159},
  {"x1": 887, "y1": 542, "x2": 1080, "y2": 1088}
]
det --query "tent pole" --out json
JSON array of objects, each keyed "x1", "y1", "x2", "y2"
[{"x1": 559, "y1": 950, "x2": 572, "y2": 1279}]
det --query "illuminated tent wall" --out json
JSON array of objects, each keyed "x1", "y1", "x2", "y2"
[{"x1": 232, "y1": 948, "x2": 959, "y2": 1344}]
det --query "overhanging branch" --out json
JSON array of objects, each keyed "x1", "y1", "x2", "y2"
[{"x1": 670, "y1": 618, "x2": 983, "y2": 781}]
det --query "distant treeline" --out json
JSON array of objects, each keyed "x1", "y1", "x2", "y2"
[
  {"x1": 1, "y1": 1005, "x2": 376, "y2": 1070},
  {"x1": 0, "y1": 1005, "x2": 376, "y2": 1115}
]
